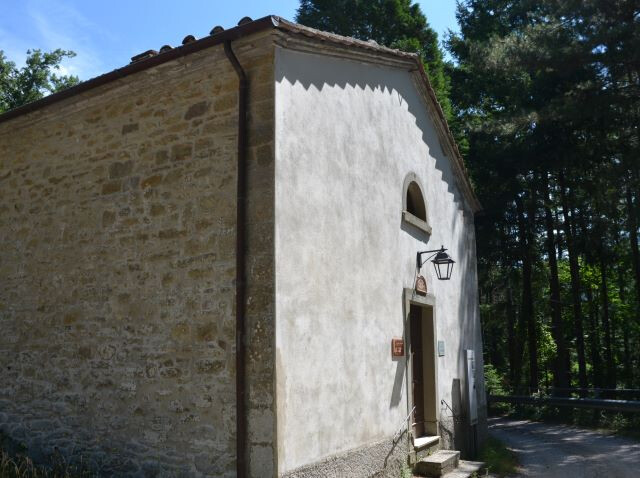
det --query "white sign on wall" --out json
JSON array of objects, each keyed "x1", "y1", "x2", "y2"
[{"x1": 465, "y1": 349, "x2": 478, "y2": 425}]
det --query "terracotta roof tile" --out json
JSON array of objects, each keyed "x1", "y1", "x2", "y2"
[
  {"x1": 0, "y1": 14, "x2": 481, "y2": 211},
  {"x1": 130, "y1": 49, "x2": 158, "y2": 63}
]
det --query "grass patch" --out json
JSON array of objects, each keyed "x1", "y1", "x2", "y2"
[
  {"x1": 0, "y1": 450, "x2": 90, "y2": 478},
  {"x1": 480, "y1": 436, "x2": 518, "y2": 477},
  {"x1": 0, "y1": 432, "x2": 92, "y2": 478},
  {"x1": 399, "y1": 463, "x2": 413, "y2": 478}
]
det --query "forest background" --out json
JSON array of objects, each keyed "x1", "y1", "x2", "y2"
[
  {"x1": 3, "y1": 0, "x2": 640, "y2": 399},
  {"x1": 298, "y1": 0, "x2": 640, "y2": 399}
]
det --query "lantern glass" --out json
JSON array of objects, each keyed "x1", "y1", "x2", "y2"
[{"x1": 432, "y1": 251, "x2": 455, "y2": 280}]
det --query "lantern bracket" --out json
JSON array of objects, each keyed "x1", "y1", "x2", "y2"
[
  {"x1": 416, "y1": 246, "x2": 448, "y2": 269},
  {"x1": 416, "y1": 245, "x2": 456, "y2": 281}
]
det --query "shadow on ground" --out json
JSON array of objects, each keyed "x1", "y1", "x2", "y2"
[{"x1": 489, "y1": 417, "x2": 640, "y2": 478}]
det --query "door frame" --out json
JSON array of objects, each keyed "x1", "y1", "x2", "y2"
[{"x1": 403, "y1": 288, "x2": 439, "y2": 438}]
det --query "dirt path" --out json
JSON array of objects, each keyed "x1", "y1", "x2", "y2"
[{"x1": 489, "y1": 417, "x2": 640, "y2": 478}]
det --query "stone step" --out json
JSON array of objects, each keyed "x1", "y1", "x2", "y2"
[
  {"x1": 442, "y1": 460, "x2": 485, "y2": 478},
  {"x1": 413, "y1": 435, "x2": 440, "y2": 450},
  {"x1": 414, "y1": 450, "x2": 460, "y2": 477}
]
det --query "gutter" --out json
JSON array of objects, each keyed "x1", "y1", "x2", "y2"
[{"x1": 223, "y1": 40, "x2": 248, "y2": 478}]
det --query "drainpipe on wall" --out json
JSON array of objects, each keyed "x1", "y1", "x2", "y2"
[{"x1": 224, "y1": 40, "x2": 248, "y2": 478}]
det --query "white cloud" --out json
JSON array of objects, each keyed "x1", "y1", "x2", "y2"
[
  {"x1": 0, "y1": 25, "x2": 30, "y2": 66},
  {"x1": 25, "y1": 0, "x2": 112, "y2": 80}
]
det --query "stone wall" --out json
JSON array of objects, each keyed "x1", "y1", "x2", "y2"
[
  {"x1": 0, "y1": 32, "x2": 275, "y2": 477},
  {"x1": 240, "y1": 35, "x2": 277, "y2": 478},
  {"x1": 281, "y1": 433, "x2": 408, "y2": 478}
]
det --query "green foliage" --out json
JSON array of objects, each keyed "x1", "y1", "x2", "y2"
[
  {"x1": 479, "y1": 436, "x2": 518, "y2": 477},
  {"x1": 485, "y1": 364, "x2": 514, "y2": 414},
  {"x1": 449, "y1": 0, "x2": 640, "y2": 394},
  {"x1": 484, "y1": 364, "x2": 507, "y2": 395},
  {"x1": 537, "y1": 322, "x2": 556, "y2": 370},
  {"x1": 399, "y1": 463, "x2": 412, "y2": 478},
  {"x1": 0, "y1": 431, "x2": 93, "y2": 478},
  {"x1": 0, "y1": 449, "x2": 92, "y2": 478},
  {"x1": 0, "y1": 49, "x2": 79, "y2": 113},
  {"x1": 295, "y1": 0, "x2": 452, "y2": 119}
]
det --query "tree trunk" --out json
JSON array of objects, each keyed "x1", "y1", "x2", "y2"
[
  {"x1": 555, "y1": 210, "x2": 564, "y2": 260},
  {"x1": 516, "y1": 193, "x2": 538, "y2": 392},
  {"x1": 526, "y1": 183, "x2": 539, "y2": 392},
  {"x1": 623, "y1": 325, "x2": 631, "y2": 388},
  {"x1": 599, "y1": 251, "x2": 616, "y2": 389},
  {"x1": 542, "y1": 174, "x2": 569, "y2": 392},
  {"x1": 558, "y1": 171, "x2": 588, "y2": 390},
  {"x1": 626, "y1": 188, "x2": 640, "y2": 311},
  {"x1": 586, "y1": 284, "x2": 602, "y2": 388},
  {"x1": 619, "y1": 266, "x2": 632, "y2": 387},
  {"x1": 506, "y1": 283, "x2": 518, "y2": 391}
]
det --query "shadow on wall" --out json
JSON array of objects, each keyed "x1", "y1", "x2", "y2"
[
  {"x1": 439, "y1": 378, "x2": 465, "y2": 452},
  {"x1": 441, "y1": 215, "x2": 486, "y2": 455},
  {"x1": 400, "y1": 219, "x2": 431, "y2": 244},
  {"x1": 390, "y1": 355, "x2": 405, "y2": 408},
  {"x1": 275, "y1": 49, "x2": 466, "y2": 215}
]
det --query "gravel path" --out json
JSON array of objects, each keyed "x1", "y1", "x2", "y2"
[{"x1": 489, "y1": 417, "x2": 640, "y2": 478}]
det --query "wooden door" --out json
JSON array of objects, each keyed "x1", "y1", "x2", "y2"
[{"x1": 410, "y1": 304, "x2": 425, "y2": 437}]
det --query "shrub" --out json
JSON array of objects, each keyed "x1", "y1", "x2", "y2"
[{"x1": 479, "y1": 436, "x2": 518, "y2": 477}]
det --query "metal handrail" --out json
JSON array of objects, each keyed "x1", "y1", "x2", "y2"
[
  {"x1": 547, "y1": 387, "x2": 640, "y2": 397},
  {"x1": 441, "y1": 398, "x2": 454, "y2": 415},
  {"x1": 509, "y1": 387, "x2": 640, "y2": 396},
  {"x1": 393, "y1": 406, "x2": 416, "y2": 443},
  {"x1": 549, "y1": 387, "x2": 640, "y2": 392},
  {"x1": 441, "y1": 398, "x2": 465, "y2": 423},
  {"x1": 489, "y1": 394, "x2": 640, "y2": 413}
]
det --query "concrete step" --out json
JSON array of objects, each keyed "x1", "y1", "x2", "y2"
[
  {"x1": 413, "y1": 435, "x2": 440, "y2": 451},
  {"x1": 414, "y1": 450, "x2": 460, "y2": 477},
  {"x1": 442, "y1": 460, "x2": 485, "y2": 478}
]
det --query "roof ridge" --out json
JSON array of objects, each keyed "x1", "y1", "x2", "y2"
[
  {"x1": 272, "y1": 17, "x2": 420, "y2": 60},
  {"x1": 0, "y1": 14, "x2": 480, "y2": 212},
  {"x1": 0, "y1": 15, "x2": 279, "y2": 124}
]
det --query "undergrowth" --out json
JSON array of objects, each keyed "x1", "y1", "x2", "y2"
[
  {"x1": 0, "y1": 432, "x2": 92, "y2": 478},
  {"x1": 479, "y1": 435, "x2": 518, "y2": 477},
  {"x1": 399, "y1": 463, "x2": 413, "y2": 478},
  {"x1": 0, "y1": 450, "x2": 91, "y2": 478}
]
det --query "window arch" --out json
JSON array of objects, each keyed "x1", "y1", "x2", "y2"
[
  {"x1": 402, "y1": 173, "x2": 431, "y2": 235},
  {"x1": 406, "y1": 181, "x2": 426, "y2": 221}
]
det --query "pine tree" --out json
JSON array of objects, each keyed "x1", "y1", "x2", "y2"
[
  {"x1": 449, "y1": 0, "x2": 640, "y2": 391},
  {"x1": 295, "y1": 0, "x2": 452, "y2": 119}
]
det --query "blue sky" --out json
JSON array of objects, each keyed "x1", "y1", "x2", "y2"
[{"x1": 1, "y1": 0, "x2": 460, "y2": 81}]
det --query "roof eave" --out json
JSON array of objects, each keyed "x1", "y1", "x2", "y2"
[
  {"x1": 272, "y1": 19, "x2": 482, "y2": 213},
  {"x1": 0, "y1": 14, "x2": 481, "y2": 213},
  {"x1": 412, "y1": 60, "x2": 482, "y2": 214},
  {"x1": 0, "y1": 15, "x2": 279, "y2": 125}
]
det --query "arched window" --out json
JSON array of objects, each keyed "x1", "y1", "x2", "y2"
[
  {"x1": 402, "y1": 173, "x2": 431, "y2": 235},
  {"x1": 406, "y1": 181, "x2": 426, "y2": 221}
]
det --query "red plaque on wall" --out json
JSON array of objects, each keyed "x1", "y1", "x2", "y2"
[
  {"x1": 391, "y1": 338, "x2": 404, "y2": 357},
  {"x1": 415, "y1": 275, "x2": 427, "y2": 295}
]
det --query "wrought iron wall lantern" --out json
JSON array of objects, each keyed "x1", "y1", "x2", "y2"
[{"x1": 416, "y1": 246, "x2": 455, "y2": 281}]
